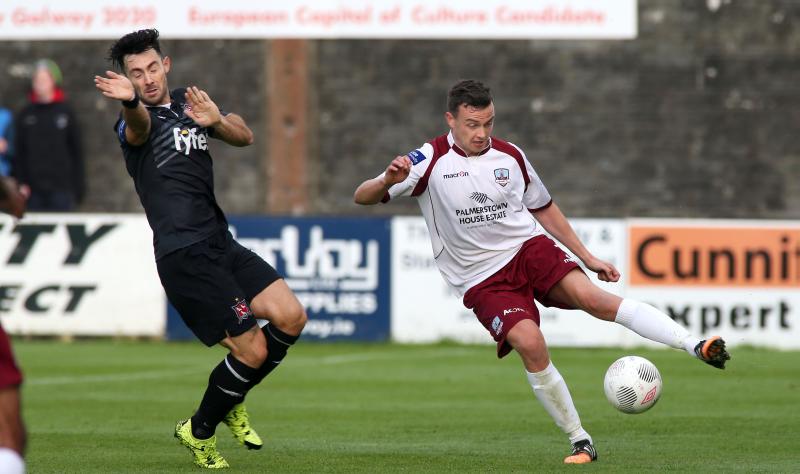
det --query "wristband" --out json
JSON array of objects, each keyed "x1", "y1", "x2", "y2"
[{"x1": 122, "y1": 92, "x2": 140, "y2": 109}]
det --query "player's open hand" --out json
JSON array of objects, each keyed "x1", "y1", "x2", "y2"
[
  {"x1": 184, "y1": 86, "x2": 222, "y2": 128},
  {"x1": 94, "y1": 70, "x2": 136, "y2": 101},
  {"x1": 583, "y1": 256, "x2": 621, "y2": 282},
  {"x1": 384, "y1": 155, "x2": 412, "y2": 185}
]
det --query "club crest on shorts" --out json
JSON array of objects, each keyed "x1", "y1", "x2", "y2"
[
  {"x1": 491, "y1": 316, "x2": 503, "y2": 335},
  {"x1": 494, "y1": 168, "x2": 510, "y2": 187},
  {"x1": 231, "y1": 299, "x2": 253, "y2": 323}
]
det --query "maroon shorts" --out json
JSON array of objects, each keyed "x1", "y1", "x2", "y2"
[
  {"x1": 0, "y1": 325, "x2": 23, "y2": 389},
  {"x1": 462, "y1": 235, "x2": 581, "y2": 358}
]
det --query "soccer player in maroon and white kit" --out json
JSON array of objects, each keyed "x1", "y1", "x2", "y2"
[
  {"x1": 354, "y1": 80, "x2": 730, "y2": 464},
  {"x1": 0, "y1": 176, "x2": 28, "y2": 474}
]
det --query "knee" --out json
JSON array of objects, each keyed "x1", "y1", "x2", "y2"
[
  {"x1": 513, "y1": 337, "x2": 547, "y2": 358},
  {"x1": 265, "y1": 301, "x2": 307, "y2": 336},
  {"x1": 506, "y1": 325, "x2": 549, "y2": 369},
  {"x1": 284, "y1": 304, "x2": 307, "y2": 335},
  {"x1": 514, "y1": 341, "x2": 550, "y2": 372},
  {"x1": 574, "y1": 290, "x2": 618, "y2": 320},
  {"x1": 251, "y1": 299, "x2": 307, "y2": 336}
]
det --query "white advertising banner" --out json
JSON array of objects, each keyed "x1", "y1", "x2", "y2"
[
  {"x1": 0, "y1": 213, "x2": 165, "y2": 337},
  {"x1": 392, "y1": 216, "x2": 800, "y2": 349},
  {"x1": 0, "y1": 0, "x2": 637, "y2": 40},
  {"x1": 391, "y1": 217, "x2": 629, "y2": 346},
  {"x1": 626, "y1": 219, "x2": 800, "y2": 349}
]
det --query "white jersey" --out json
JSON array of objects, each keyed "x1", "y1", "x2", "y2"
[{"x1": 381, "y1": 131, "x2": 552, "y2": 295}]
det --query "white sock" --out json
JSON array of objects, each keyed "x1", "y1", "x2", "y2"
[
  {"x1": 0, "y1": 447, "x2": 25, "y2": 474},
  {"x1": 526, "y1": 362, "x2": 591, "y2": 445},
  {"x1": 615, "y1": 299, "x2": 700, "y2": 355}
]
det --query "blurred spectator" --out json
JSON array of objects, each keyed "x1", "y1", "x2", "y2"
[
  {"x1": 13, "y1": 59, "x2": 85, "y2": 211},
  {"x1": 0, "y1": 102, "x2": 12, "y2": 177}
]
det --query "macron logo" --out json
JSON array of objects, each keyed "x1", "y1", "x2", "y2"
[
  {"x1": 443, "y1": 171, "x2": 469, "y2": 180},
  {"x1": 173, "y1": 127, "x2": 208, "y2": 155}
]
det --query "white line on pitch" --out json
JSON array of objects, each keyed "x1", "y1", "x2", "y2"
[
  {"x1": 25, "y1": 367, "x2": 205, "y2": 386},
  {"x1": 24, "y1": 348, "x2": 480, "y2": 385}
]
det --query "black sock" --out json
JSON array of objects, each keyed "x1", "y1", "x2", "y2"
[
  {"x1": 191, "y1": 354, "x2": 258, "y2": 439},
  {"x1": 246, "y1": 323, "x2": 300, "y2": 390}
]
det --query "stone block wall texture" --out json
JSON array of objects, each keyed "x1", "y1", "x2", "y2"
[{"x1": 1, "y1": 0, "x2": 798, "y2": 218}]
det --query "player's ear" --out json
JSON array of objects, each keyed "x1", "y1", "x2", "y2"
[
  {"x1": 445, "y1": 111, "x2": 456, "y2": 129},
  {"x1": 162, "y1": 56, "x2": 171, "y2": 73}
]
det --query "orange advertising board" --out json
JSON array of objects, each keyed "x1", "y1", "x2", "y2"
[{"x1": 629, "y1": 224, "x2": 800, "y2": 287}]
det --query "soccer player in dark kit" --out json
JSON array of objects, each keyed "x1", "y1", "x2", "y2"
[{"x1": 94, "y1": 29, "x2": 307, "y2": 469}]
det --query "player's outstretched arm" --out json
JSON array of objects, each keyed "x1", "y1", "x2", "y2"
[
  {"x1": 354, "y1": 155, "x2": 412, "y2": 205},
  {"x1": 532, "y1": 202, "x2": 620, "y2": 282},
  {"x1": 93, "y1": 71, "x2": 151, "y2": 146},
  {"x1": 184, "y1": 86, "x2": 253, "y2": 147}
]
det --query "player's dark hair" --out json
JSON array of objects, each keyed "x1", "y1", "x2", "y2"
[
  {"x1": 447, "y1": 80, "x2": 492, "y2": 115},
  {"x1": 107, "y1": 29, "x2": 163, "y2": 72}
]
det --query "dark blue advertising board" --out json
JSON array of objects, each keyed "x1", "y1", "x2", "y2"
[{"x1": 167, "y1": 216, "x2": 391, "y2": 341}]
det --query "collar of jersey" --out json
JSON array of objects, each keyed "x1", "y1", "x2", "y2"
[
  {"x1": 447, "y1": 131, "x2": 492, "y2": 157},
  {"x1": 145, "y1": 89, "x2": 182, "y2": 112}
]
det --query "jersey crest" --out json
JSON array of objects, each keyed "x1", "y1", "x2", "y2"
[
  {"x1": 231, "y1": 299, "x2": 253, "y2": 323},
  {"x1": 494, "y1": 168, "x2": 510, "y2": 187}
]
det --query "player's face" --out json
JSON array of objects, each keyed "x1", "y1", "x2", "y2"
[
  {"x1": 445, "y1": 103, "x2": 495, "y2": 156},
  {"x1": 124, "y1": 48, "x2": 171, "y2": 106}
]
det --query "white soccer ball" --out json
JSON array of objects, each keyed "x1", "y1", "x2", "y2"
[{"x1": 603, "y1": 356, "x2": 663, "y2": 414}]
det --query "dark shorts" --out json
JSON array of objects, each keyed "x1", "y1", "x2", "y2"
[
  {"x1": 0, "y1": 324, "x2": 23, "y2": 389},
  {"x1": 462, "y1": 235, "x2": 582, "y2": 359},
  {"x1": 157, "y1": 230, "x2": 282, "y2": 347}
]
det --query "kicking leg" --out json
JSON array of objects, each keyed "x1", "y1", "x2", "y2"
[
  {"x1": 506, "y1": 320, "x2": 596, "y2": 464},
  {"x1": 546, "y1": 269, "x2": 730, "y2": 368}
]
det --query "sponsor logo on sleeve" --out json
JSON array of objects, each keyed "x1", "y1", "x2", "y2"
[{"x1": 407, "y1": 149, "x2": 426, "y2": 165}]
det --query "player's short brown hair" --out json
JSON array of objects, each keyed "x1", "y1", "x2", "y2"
[
  {"x1": 448, "y1": 80, "x2": 492, "y2": 115},
  {"x1": 107, "y1": 29, "x2": 163, "y2": 72}
]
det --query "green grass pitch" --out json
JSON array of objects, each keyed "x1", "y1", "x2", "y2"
[{"x1": 13, "y1": 340, "x2": 797, "y2": 472}]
